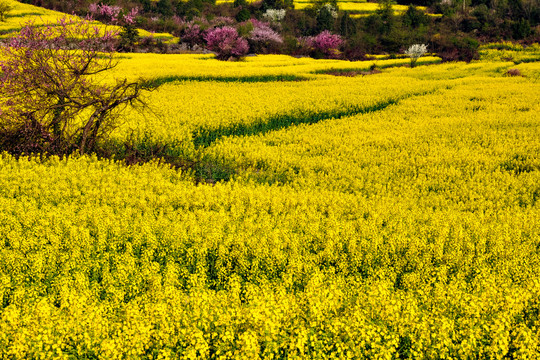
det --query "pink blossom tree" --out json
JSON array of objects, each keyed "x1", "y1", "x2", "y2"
[
  {"x1": 204, "y1": 26, "x2": 249, "y2": 60},
  {"x1": 248, "y1": 22, "x2": 283, "y2": 53},
  {"x1": 0, "y1": 17, "x2": 148, "y2": 155},
  {"x1": 88, "y1": 3, "x2": 123, "y2": 24},
  {"x1": 303, "y1": 30, "x2": 343, "y2": 58},
  {"x1": 88, "y1": 4, "x2": 139, "y2": 25}
]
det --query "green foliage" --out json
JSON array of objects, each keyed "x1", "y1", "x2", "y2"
[
  {"x1": 261, "y1": 0, "x2": 294, "y2": 11},
  {"x1": 236, "y1": 7, "x2": 251, "y2": 22},
  {"x1": 376, "y1": 0, "x2": 395, "y2": 20},
  {"x1": 471, "y1": 4, "x2": 490, "y2": 24},
  {"x1": 236, "y1": 19, "x2": 254, "y2": 36},
  {"x1": 233, "y1": 0, "x2": 248, "y2": 8},
  {"x1": 281, "y1": 10, "x2": 317, "y2": 36},
  {"x1": 403, "y1": 4, "x2": 429, "y2": 28},
  {"x1": 431, "y1": 33, "x2": 480, "y2": 62},
  {"x1": 363, "y1": 0, "x2": 395, "y2": 35},
  {"x1": 315, "y1": 4, "x2": 337, "y2": 32},
  {"x1": 339, "y1": 11, "x2": 357, "y2": 37},
  {"x1": 140, "y1": 0, "x2": 154, "y2": 13},
  {"x1": 513, "y1": 18, "x2": 532, "y2": 39},
  {"x1": 118, "y1": 24, "x2": 140, "y2": 52},
  {"x1": 157, "y1": 0, "x2": 174, "y2": 16}
]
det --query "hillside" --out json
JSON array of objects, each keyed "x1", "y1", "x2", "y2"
[
  {"x1": 6, "y1": 0, "x2": 539, "y2": 58},
  {"x1": 1, "y1": 1, "x2": 540, "y2": 358}
]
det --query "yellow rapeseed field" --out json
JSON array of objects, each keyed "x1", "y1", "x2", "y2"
[
  {"x1": 0, "y1": 0, "x2": 75, "y2": 34},
  {"x1": 1, "y1": 44, "x2": 540, "y2": 359},
  {"x1": 0, "y1": 0, "x2": 175, "y2": 40},
  {"x1": 293, "y1": 1, "x2": 426, "y2": 14},
  {"x1": 215, "y1": 0, "x2": 431, "y2": 16},
  {"x1": 109, "y1": 54, "x2": 441, "y2": 145}
]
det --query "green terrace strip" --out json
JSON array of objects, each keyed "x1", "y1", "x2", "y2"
[
  {"x1": 192, "y1": 87, "x2": 444, "y2": 148},
  {"x1": 311, "y1": 57, "x2": 442, "y2": 75},
  {"x1": 141, "y1": 74, "x2": 310, "y2": 88}
]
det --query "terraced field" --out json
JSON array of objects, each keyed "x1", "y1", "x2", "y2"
[
  {"x1": 215, "y1": 0, "x2": 433, "y2": 16},
  {"x1": 293, "y1": 0, "x2": 429, "y2": 16},
  {"x1": 1, "y1": 10, "x2": 540, "y2": 358},
  {"x1": 0, "y1": 0, "x2": 174, "y2": 40}
]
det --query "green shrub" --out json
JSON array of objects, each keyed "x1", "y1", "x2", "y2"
[{"x1": 236, "y1": 8, "x2": 251, "y2": 22}]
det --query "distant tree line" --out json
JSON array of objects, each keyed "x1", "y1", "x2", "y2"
[{"x1": 17, "y1": 0, "x2": 540, "y2": 60}]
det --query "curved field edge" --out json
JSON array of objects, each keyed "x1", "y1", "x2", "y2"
[{"x1": 1, "y1": 55, "x2": 540, "y2": 358}]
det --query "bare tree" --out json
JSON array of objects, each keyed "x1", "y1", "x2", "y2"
[{"x1": 0, "y1": 17, "x2": 149, "y2": 154}]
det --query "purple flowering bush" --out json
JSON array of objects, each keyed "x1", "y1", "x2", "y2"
[
  {"x1": 88, "y1": 3, "x2": 138, "y2": 25},
  {"x1": 204, "y1": 26, "x2": 249, "y2": 60},
  {"x1": 88, "y1": 3, "x2": 122, "y2": 23},
  {"x1": 181, "y1": 23, "x2": 206, "y2": 49},
  {"x1": 303, "y1": 30, "x2": 343, "y2": 59}
]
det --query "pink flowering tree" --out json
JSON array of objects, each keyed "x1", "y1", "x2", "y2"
[
  {"x1": 117, "y1": 7, "x2": 140, "y2": 51},
  {"x1": 204, "y1": 26, "x2": 249, "y2": 60},
  {"x1": 181, "y1": 23, "x2": 206, "y2": 49},
  {"x1": 122, "y1": 7, "x2": 139, "y2": 25},
  {"x1": 88, "y1": 4, "x2": 140, "y2": 51},
  {"x1": 0, "y1": 17, "x2": 148, "y2": 155},
  {"x1": 303, "y1": 30, "x2": 343, "y2": 58},
  {"x1": 88, "y1": 4, "x2": 139, "y2": 25},
  {"x1": 88, "y1": 3, "x2": 122, "y2": 24},
  {"x1": 248, "y1": 22, "x2": 283, "y2": 53}
]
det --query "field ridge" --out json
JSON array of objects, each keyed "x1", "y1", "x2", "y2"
[{"x1": 192, "y1": 86, "x2": 446, "y2": 148}]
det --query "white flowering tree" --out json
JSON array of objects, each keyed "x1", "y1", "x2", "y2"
[
  {"x1": 263, "y1": 9, "x2": 287, "y2": 22},
  {"x1": 405, "y1": 43, "x2": 428, "y2": 68},
  {"x1": 319, "y1": 3, "x2": 338, "y2": 18}
]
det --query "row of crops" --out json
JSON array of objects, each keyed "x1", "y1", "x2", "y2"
[
  {"x1": 1, "y1": 46, "x2": 540, "y2": 358},
  {"x1": 112, "y1": 53, "x2": 442, "y2": 146}
]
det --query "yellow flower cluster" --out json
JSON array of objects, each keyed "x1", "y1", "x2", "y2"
[{"x1": 1, "y1": 50, "x2": 540, "y2": 358}]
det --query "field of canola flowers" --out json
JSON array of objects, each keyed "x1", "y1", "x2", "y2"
[
  {"x1": 1, "y1": 44, "x2": 540, "y2": 359},
  {"x1": 214, "y1": 0, "x2": 431, "y2": 16},
  {"x1": 292, "y1": 1, "x2": 429, "y2": 16},
  {"x1": 0, "y1": 0, "x2": 174, "y2": 40}
]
